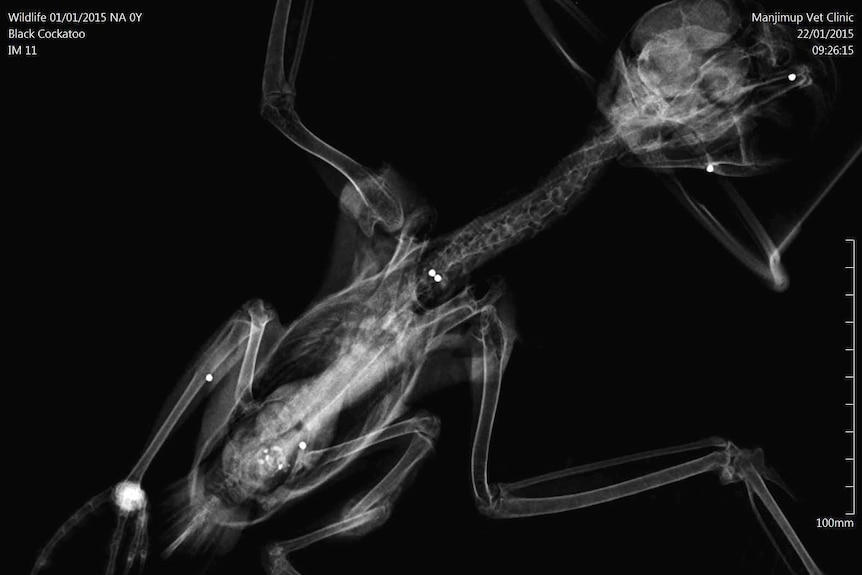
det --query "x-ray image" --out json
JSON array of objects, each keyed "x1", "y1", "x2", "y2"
[{"x1": 9, "y1": 1, "x2": 859, "y2": 573}]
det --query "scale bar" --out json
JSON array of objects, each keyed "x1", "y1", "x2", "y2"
[{"x1": 847, "y1": 238, "x2": 856, "y2": 516}]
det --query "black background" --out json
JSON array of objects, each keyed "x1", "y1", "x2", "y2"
[{"x1": 8, "y1": 1, "x2": 859, "y2": 574}]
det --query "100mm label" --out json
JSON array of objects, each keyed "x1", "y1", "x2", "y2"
[{"x1": 814, "y1": 517, "x2": 855, "y2": 528}]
